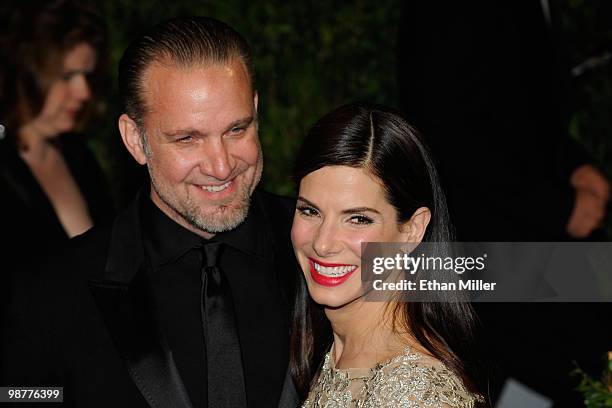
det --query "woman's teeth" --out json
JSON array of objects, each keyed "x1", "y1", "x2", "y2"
[
  {"x1": 202, "y1": 181, "x2": 231, "y2": 192},
  {"x1": 313, "y1": 262, "x2": 357, "y2": 277}
]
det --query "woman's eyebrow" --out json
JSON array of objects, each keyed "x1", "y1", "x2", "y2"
[
  {"x1": 297, "y1": 197, "x2": 320, "y2": 210},
  {"x1": 297, "y1": 197, "x2": 381, "y2": 216},
  {"x1": 341, "y1": 207, "x2": 381, "y2": 215}
]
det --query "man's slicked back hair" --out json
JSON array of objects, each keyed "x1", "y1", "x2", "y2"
[{"x1": 118, "y1": 16, "x2": 255, "y2": 128}]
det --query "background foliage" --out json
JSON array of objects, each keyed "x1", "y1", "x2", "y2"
[{"x1": 89, "y1": 1, "x2": 611, "y2": 236}]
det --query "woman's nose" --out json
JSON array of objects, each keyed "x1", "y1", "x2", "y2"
[
  {"x1": 71, "y1": 74, "x2": 91, "y2": 102},
  {"x1": 312, "y1": 220, "x2": 343, "y2": 257}
]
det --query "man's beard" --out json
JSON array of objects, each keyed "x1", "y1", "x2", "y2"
[
  {"x1": 148, "y1": 155, "x2": 263, "y2": 234},
  {"x1": 176, "y1": 184, "x2": 252, "y2": 233}
]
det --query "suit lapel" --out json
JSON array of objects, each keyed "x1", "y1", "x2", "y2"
[
  {"x1": 277, "y1": 367, "x2": 300, "y2": 408},
  {"x1": 89, "y1": 190, "x2": 193, "y2": 408}
]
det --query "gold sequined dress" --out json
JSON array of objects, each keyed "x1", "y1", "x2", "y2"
[{"x1": 302, "y1": 346, "x2": 480, "y2": 408}]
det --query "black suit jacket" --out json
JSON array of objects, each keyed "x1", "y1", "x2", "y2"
[{"x1": 0, "y1": 189, "x2": 300, "y2": 408}]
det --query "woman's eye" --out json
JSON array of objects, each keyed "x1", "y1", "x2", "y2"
[
  {"x1": 297, "y1": 206, "x2": 319, "y2": 217},
  {"x1": 349, "y1": 215, "x2": 373, "y2": 225}
]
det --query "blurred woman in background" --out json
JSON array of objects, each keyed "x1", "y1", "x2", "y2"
[{"x1": 0, "y1": 0, "x2": 114, "y2": 275}]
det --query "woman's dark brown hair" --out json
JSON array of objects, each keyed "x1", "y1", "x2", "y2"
[
  {"x1": 0, "y1": 0, "x2": 107, "y2": 144},
  {"x1": 290, "y1": 102, "x2": 487, "y2": 404}
]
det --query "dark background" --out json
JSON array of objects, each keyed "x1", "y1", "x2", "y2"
[{"x1": 80, "y1": 1, "x2": 609, "y2": 228}]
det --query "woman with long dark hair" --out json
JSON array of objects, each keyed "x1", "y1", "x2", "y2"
[{"x1": 290, "y1": 102, "x2": 486, "y2": 407}]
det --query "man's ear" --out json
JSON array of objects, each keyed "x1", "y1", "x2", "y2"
[
  {"x1": 118, "y1": 114, "x2": 147, "y2": 165},
  {"x1": 253, "y1": 92, "x2": 259, "y2": 131},
  {"x1": 400, "y1": 207, "x2": 432, "y2": 244}
]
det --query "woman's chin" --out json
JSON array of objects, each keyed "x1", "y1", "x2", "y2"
[
  {"x1": 55, "y1": 120, "x2": 76, "y2": 134},
  {"x1": 307, "y1": 284, "x2": 363, "y2": 310}
]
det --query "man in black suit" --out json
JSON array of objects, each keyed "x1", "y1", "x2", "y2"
[{"x1": 1, "y1": 17, "x2": 299, "y2": 408}]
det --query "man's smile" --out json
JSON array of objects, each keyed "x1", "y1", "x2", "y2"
[
  {"x1": 191, "y1": 177, "x2": 238, "y2": 201},
  {"x1": 200, "y1": 180, "x2": 232, "y2": 192}
]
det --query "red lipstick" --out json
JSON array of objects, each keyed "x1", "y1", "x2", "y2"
[{"x1": 308, "y1": 258, "x2": 357, "y2": 287}]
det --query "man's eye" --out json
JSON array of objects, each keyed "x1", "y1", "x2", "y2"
[
  {"x1": 230, "y1": 127, "x2": 245, "y2": 135},
  {"x1": 349, "y1": 215, "x2": 373, "y2": 225},
  {"x1": 297, "y1": 206, "x2": 319, "y2": 217},
  {"x1": 177, "y1": 135, "x2": 193, "y2": 142}
]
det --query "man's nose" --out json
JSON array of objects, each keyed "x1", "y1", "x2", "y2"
[
  {"x1": 199, "y1": 137, "x2": 235, "y2": 180},
  {"x1": 312, "y1": 219, "x2": 343, "y2": 258}
]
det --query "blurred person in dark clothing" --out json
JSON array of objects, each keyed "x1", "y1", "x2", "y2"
[
  {"x1": 0, "y1": 0, "x2": 114, "y2": 277},
  {"x1": 398, "y1": 1, "x2": 610, "y2": 407}
]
